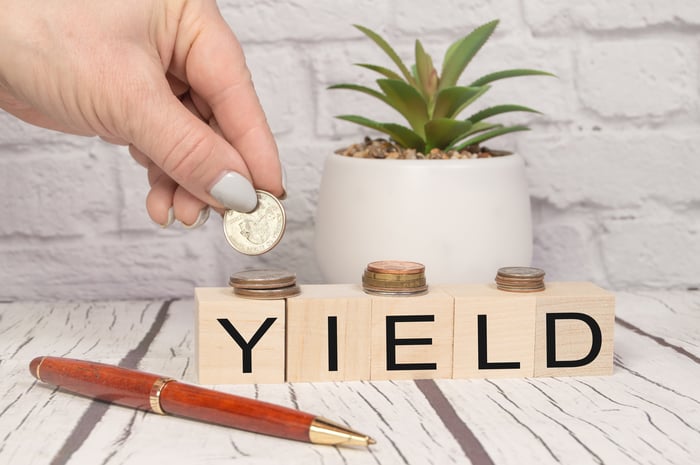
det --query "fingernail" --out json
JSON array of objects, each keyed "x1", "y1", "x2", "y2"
[
  {"x1": 160, "y1": 207, "x2": 175, "y2": 229},
  {"x1": 279, "y1": 165, "x2": 288, "y2": 200},
  {"x1": 209, "y1": 171, "x2": 257, "y2": 212},
  {"x1": 183, "y1": 207, "x2": 210, "y2": 229}
]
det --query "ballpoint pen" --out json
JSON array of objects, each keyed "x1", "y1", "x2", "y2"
[{"x1": 29, "y1": 356, "x2": 376, "y2": 447}]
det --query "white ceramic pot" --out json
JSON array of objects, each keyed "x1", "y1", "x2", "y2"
[{"x1": 314, "y1": 153, "x2": 533, "y2": 284}]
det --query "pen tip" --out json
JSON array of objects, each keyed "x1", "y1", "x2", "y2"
[{"x1": 310, "y1": 417, "x2": 377, "y2": 447}]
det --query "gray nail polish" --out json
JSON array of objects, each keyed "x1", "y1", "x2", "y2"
[
  {"x1": 209, "y1": 171, "x2": 258, "y2": 212},
  {"x1": 279, "y1": 165, "x2": 288, "y2": 200},
  {"x1": 183, "y1": 207, "x2": 211, "y2": 230},
  {"x1": 160, "y1": 207, "x2": 175, "y2": 229}
]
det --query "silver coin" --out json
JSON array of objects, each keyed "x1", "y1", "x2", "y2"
[
  {"x1": 223, "y1": 190, "x2": 286, "y2": 255},
  {"x1": 234, "y1": 285, "x2": 301, "y2": 300},
  {"x1": 362, "y1": 287, "x2": 429, "y2": 297},
  {"x1": 496, "y1": 266, "x2": 546, "y2": 292},
  {"x1": 230, "y1": 269, "x2": 296, "y2": 289},
  {"x1": 496, "y1": 267, "x2": 545, "y2": 279}
]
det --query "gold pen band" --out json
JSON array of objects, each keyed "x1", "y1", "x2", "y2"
[
  {"x1": 149, "y1": 377, "x2": 174, "y2": 415},
  {"x1": 34, "y1": 356, "x2": 46, "y2": 382}
]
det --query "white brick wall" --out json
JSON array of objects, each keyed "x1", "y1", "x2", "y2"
[{"x1": 1, "y1": 1, "x2": 698, "y2": 299}]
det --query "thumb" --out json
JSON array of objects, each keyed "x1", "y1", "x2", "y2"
[{"x1": 126, "y1": 81, "x2": 258, "y2": 213}]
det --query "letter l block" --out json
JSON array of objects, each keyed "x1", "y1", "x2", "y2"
[{"x1": 443, "y1": 284, "x2": 536, "y2": 379}]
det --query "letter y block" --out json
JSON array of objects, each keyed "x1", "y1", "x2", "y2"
[{"x1": 195, "y1": 288, "x2": 286, "y2": 384}]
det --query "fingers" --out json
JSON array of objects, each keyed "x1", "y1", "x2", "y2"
[
  {"x1": 125, "y1": 69, "x2": 259, "y2": 213},
  {"x1": 173, "y1": 185, "x2": 210, "y2": 228},
  {"x1": 179, "y1": 3, "x2": 283, "y2": 198},
  {"x1": 131, "y1": 145, "x2": 210, "y2": 229},
  {"x1": 121, "y1": 1, "x2": 284, "y2": 220},
  {"x1": 146, "y1": 165, "x2": 177, "y2": 227}
]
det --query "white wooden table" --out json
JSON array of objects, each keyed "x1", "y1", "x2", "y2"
[{"x1": 1, "y1": 292, "x2": 698, "y2": 464}]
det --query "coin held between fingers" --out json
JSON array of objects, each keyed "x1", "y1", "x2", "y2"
[{"x1": 223, "y1": 190, "x2": 286, "y2": 255}]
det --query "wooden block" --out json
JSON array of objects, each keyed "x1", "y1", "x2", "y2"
[
  {"x1": 533, "y1": 282, "x2": 615, "y2": 377},
  {"x1": 286, "y1": 284, "x2": 372, "y2": 382},
  {"x1": 370, "y1": 288, "x2": 454, "y2": 381},
  {"x1": 195, "y1": 288, "x2": 286, "y2": 384},
  {"x1": 442, "y1": 284, "x2": 536, "y2": 379}
]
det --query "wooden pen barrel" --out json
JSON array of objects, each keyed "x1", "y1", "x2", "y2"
[
  {"x1": 160, "y1": 382, "x2": 315, "y2": 442},
  {"x1": 30, "y1": 356, "x2": 316, "y2": 443},
  {"x1": 29, "y1": 356, "x2": 158, "y2": 411}
]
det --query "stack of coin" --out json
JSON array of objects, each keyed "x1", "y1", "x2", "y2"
[
  {"x1": 229, "y1": 269, "x2": 301, "y2": 299},
  {"x1": 361, "y1": 260, "x2": 428, "y2": 296},
  {"x1": 495, "y1": 267, "x2": 546, "y2": 292}
]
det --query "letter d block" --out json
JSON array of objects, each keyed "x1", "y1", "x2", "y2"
[
  {"x1": 534, "y1": 282, "x2": 615, "y2": 377},
  {"x1": 286, "y1": 284, "x2": 372, "y2": 382},
  {"x1": 370, "y1": 289, "x2": 454, "y2": 381},
  {"x1": 195, "y1": 288, "x2": 285, "y2": 384},
  {"x1": 443, "y1": 284, "x2": 536, "y2": 379}
]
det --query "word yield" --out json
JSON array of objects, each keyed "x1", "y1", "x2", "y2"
[{"x1": 195, "y1": 282, "x2": 614, "y2": 384}]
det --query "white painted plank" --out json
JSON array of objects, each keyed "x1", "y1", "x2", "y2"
[
  {"x1": 616, "y1": 291, "x2": 700, "y2": 356},
  {"x1": 0, "y1": 300, "x2": 166, "y2": 362},
  {"x1": 434, "y1": 302, "x2": 700, "y2": 465},
  {"x1": 0, "y1": 300, "x2": 168, "y2": 464},
  {"x1": 2, "y1": 294, "x2": 699, "y2": 465}
]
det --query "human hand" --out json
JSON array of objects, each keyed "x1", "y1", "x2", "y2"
[{"x1": 0, "y1": 0, "x2": 283, "y2": 228}]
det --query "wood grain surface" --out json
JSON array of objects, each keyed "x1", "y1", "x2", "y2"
[{"x1": 1, "y1": 292, "x2": 698, "y2": 464}]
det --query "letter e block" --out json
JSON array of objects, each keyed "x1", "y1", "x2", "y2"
[
  {"x1": 443, "y1": 284, "x2": 536, "y2": 379},
  {"x1": 534, "y1": 282, "x2": 615, "y2": 377},
  {"x1": 370, "y1": 289, "x2": 454, "y2": 381},
  {"x1": 195, "y1": 288, "x2": 286, "y2": 384},
  {"x1": 286, "y1": 284, "x2": 372, "y2": 382}
]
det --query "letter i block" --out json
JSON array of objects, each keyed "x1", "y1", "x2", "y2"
[
  {"x1": 195, "y1": 288, "x2": 286, "y2": 384},
  {"x1": 534, "y1": 282, "x2": 615, "y2": 377},
  {"x1": 443, "y1": 284, "x2": 537, "y2": 379},
  {"x1": 286, "y1": 284, "x2": 372, "y2": 382},
  {"x1": 370, "y1": 288, "x2": 454, "y2": 381}
]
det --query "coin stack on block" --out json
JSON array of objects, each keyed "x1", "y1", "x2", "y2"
[
  {"x1": 495, "y1": 267, "x2": 546, "y2": 292},
  {"x1": 223, "y1": 190, "x2": 286, "y2": 256},
  {"x1": 229, "y1": 270, "x2": 301, "y2": 299},
  {"x1": 361, "y1": 260, "x2": 428, "y2": 296}
]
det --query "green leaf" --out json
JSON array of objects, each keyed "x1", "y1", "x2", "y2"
[
  {"x1": 462, "y1": 121, "x2": 502, "y2": 136},
  {"x1": 445, "y1": 122, "x2": 502, "y2": 149},
  {"x1": 433, "y1": 86, "x2": 489, "y2": 119},
  {"x1": 355, "y1": 63, "x2": 403, "y2": 81},
  {"x1": 470, "y1": 69, "x2": 555, "y2": 87},
  {"x1": 379, "y1": 123, "x2": 426, "y2": 152},
  {"x1": 328, "y1": 83, "x2": 389, "y2": 104},
  {"x1": 439, "y1": 20, "x2": 499, "y2": 91},
  {"x1": 467, "y1": 105, "x2": 541, "y2": 124},
  {"x1": 335, "y1": 115, "x2": 425, "y2": 151},
  {"x1": 414, "y1": 40, "x2": 438, "y2": 101},
  {"x1": 452, "y1": 125, "x2": 530, "y2": 151},
  {"x1": 376, "y1": 79, "x2": 429, "y2": 136},
  {"x1": 424, "y1": 118, "x2": 473, "y2": 151},
  {"x1": 354, "y1": 25, "x2": 414, "y2": 84}
]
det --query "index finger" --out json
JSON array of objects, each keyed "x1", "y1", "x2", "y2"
[{"x1": 178, "y1": 3, "x2": 283, "y2": 197}]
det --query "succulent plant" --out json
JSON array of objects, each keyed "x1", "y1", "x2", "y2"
[{"x1": 330, "y1": 20, "x2": 554, "y2": 154}]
